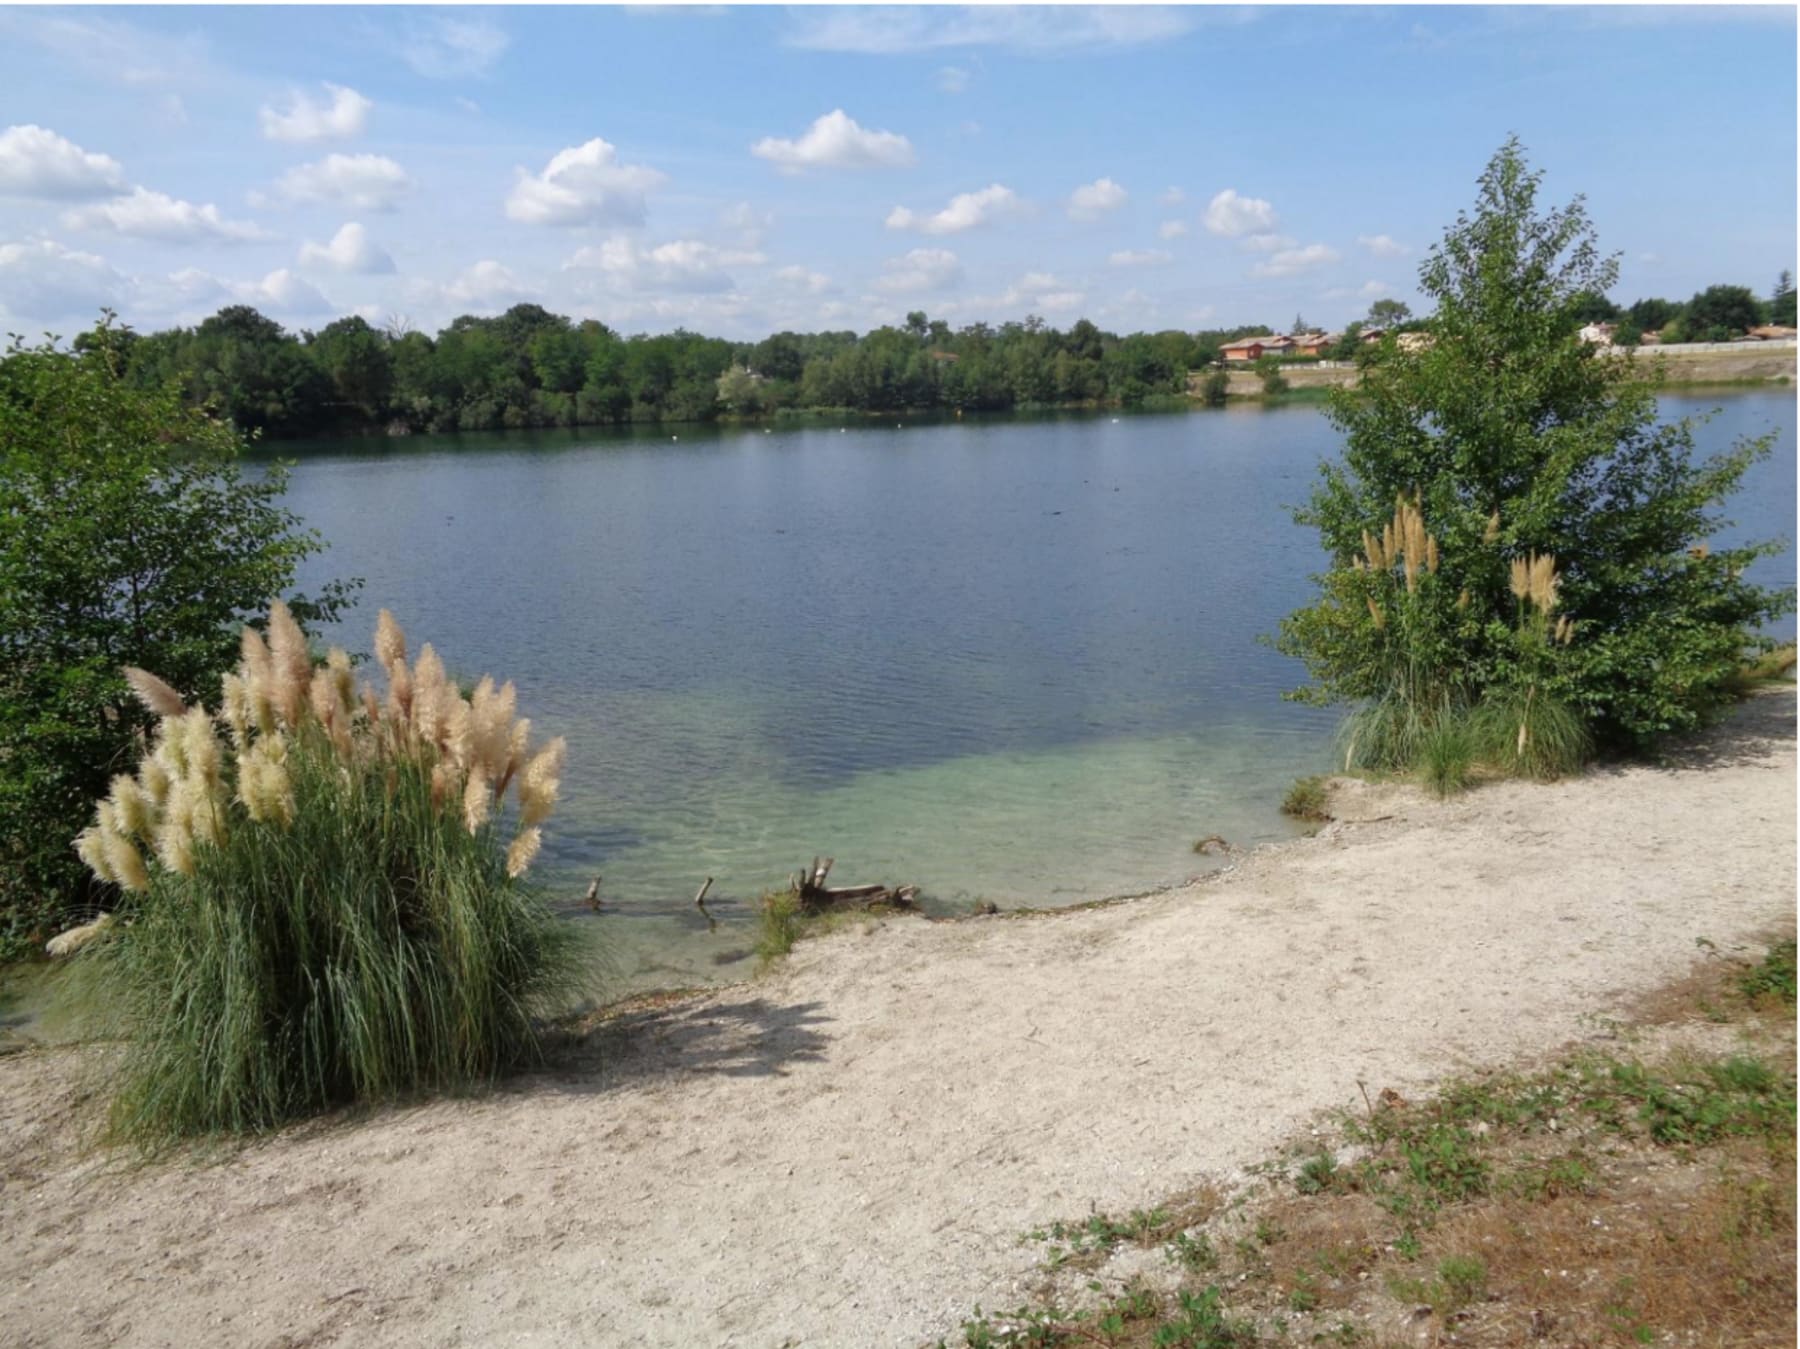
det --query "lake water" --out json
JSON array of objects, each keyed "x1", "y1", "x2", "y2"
[{"x1": 278, "y1": 393, "x2": 1795, "y2": 992}]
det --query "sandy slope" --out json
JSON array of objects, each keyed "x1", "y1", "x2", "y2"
[{"x1": 1, "y1": 692, "x2": 1792, "y2": 1349}]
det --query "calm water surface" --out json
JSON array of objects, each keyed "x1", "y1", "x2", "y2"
[{"x1": 279, "y1": 395, "x2": 1795, "y2": 991}]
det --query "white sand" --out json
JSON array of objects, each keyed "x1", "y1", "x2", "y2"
[{"x1": 1, "y1": 691, "x2": 1792, "y2": 1348}]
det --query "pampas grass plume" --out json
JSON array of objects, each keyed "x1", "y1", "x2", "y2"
[
  {"x1": 123, "y1": 667, "x2": 186, "y2": 720},
  {"x1": 463, "y1": 764, "x2": 492, "y2": 833},
  {"x1": 506, "y1": 827, "x2": 542, "y2": 879},
  {"x1": 375, "y1": 609, "x2": 406, "y2": 670}
]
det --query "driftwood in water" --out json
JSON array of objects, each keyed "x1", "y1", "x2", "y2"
[
  {"x1": 583, "y1": 875, "x2": 602, "y2": 910},
  {"x1": 789, "y1": 856, "x2": 920, "y2": 913}
]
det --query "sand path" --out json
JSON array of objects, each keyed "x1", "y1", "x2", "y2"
[{"x1": 1, "y1": 691, "x2": 1792, "y2": 1348}]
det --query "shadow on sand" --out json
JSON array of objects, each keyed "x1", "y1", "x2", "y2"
[{"x1": 527, "y1": 995, "x2": 833, "y2": 1096}]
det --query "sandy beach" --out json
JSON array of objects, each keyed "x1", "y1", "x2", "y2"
[{"x1": 1, "y1": 690, "x2": 1792, "y2": 1349}]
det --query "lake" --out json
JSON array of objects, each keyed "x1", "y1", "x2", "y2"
[{"x1": 278, "y1": 393, "x2": 1796, "y2": 992}]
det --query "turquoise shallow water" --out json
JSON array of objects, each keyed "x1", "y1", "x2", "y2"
[{"x1": 277, "y1": 395, "x2": 1796, "y2": 991}]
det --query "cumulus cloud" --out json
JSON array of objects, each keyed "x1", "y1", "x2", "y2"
[
  {"x1": 875, "y1": 248, "x2": 962, "y2": 294},
  {"x1": 505, "y1": 138, "x2": 665, "y2": 227},
  {"x1": 1202, "y1": 188, "x2": 1277, "y2": 237},
  {"x1": 298, "y1": 221, "x2": 395, "y2": 274},
  {"x1": 272, "y1": 153, "x2": 412, "y2": 211},
  {"x1": 936, "y1": 65, "x2": 971, "y2": 93},
  {"x1": 1357, "y1": 233, "x2": 1408, "y2": 257},
  {"x1": 751, "y1": 109, "x2": 915, "y2": 173},
  {"x1": 885, "y1": 183, "x2": 1023, "y2": 235},
  {"x1": 259, "y1": 83, "x2": 372, "y2": 143},
  {"x1": 1067, "y1": 177, "x2": 1127, "y2": 221},
  {"x1": 1159, "y1": 186, "x2": 1186, "y2": 206},
  {"x1": 0, "y1": 238, "x2": 125, "y2": 321},
  {"x1": 1157, "y1": 219, "x2": 1189, "y2": 240},
  {"x1": 443, "y1": 259, "x2": 531, "y2": 309},
  {"x1": 566, "y1": 236, "x2": 764, "y2": 293},
  {"x1": 0, "y1": 124, "x2": 127, "y2": 200},
  {"x1": 395, "y1": 15, "x2": 509, "y2": 79},
  {"x1": 64, "y1": 186, "x2": 268, "y2": 243},
  {"x1": 1109, "y1": 248, "x2": 1171, "y2": 267},
  {"x1": 774, "y1": 264, "x2": 833, "y2": 295},
  {"x1": 1250, "y1": 243, "x2": 1341, "y2": 278},
  {"x1": 247, "y1": 267, "x2": 332, "y2": 314}
]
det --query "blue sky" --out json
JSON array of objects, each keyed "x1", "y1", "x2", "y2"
[{"x1": 0, "y1": 4, "x2": 1793, "y2": 340}]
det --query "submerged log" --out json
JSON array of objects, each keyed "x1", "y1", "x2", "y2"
[{"x1": 789, "y1": 857, "x2": 920, "y2": 914}]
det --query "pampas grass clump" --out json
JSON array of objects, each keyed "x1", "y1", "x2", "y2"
[{"x1": 71, "y1": 602, "x2": 590, "y2": 1144}]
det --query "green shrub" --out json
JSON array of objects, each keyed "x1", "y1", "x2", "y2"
[
  {"x1": 1276, "y1": 138, "x2": 1790, "y2": 754},
  {"x1": 66, "y1": 603, "x2": 590, "y2": 1143},
  {"x1": 0, "y1": 319, "x2": 353, "y2": 958},
  {"x1": 1200, "y1": 369, "x2": 1230, "y2": 406}
]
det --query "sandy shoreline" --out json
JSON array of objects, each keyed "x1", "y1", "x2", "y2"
[{"x1": 1, "y1": 690, "x2": 1793, "y2": 1348}]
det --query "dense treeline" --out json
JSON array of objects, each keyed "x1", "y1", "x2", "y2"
[
  {"x1": 95, "y1": 304, "x2": 1275, "y2": 440},
  {"x1": 77, "y1": 268, "x2": 1795, "y2": 440}
]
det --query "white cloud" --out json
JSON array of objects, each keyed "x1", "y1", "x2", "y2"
[
  {"x1": 64, "y1": 186, "x2": 267, "y2": 243},
  {"x1": 999, "y1": 271, "x2": 1084, "y2": 313},
  {"x1": 443, "y1": 259, "x2": 531, "y2": 309},
  {"x1": 1157, "y1": 219, "x2": 1189, "y2": 240},
  {"x1": 1202, "y1": 188, "x2": 1277, "y2": 237},
  {"x1": 1326, "y1": 279, "x2": 1395, "y2": 301},
  {"x1": 1251, "y1": 243, "x2": 1341, "y2": 278},
  {"x1": 0, "y1": 124, "x2": 127, "y2": 200},
  {"x1": 936, "y1": 65, "x2": 971, "y2": 93},
  {"x1": 775, "y1": 264, "x2": 833, "y2": 295},
  {"x1": 1356, "y1": 233, "x2": 1408, "y2": 258},
  {"x1": 394, "y1": 15, "x2": 509, "y2": 79},
  {"x1": 247, "y1": 268, "x2": 331, "y2": 314},
  {"x1": 566, "y1": 236, "x2": 764, "y2": 293},
  {"x1": 1109, "y1": 248, "x2": 1171, "y2": 268},
  {"x1": 1159, "y1": 186, "x2": 1186, "y2": 206},
  {"x1": 298, "y1": 221, "x2": 395, "y2": 274},
  {"x1": 876, "y1": 248, "x2": 962, "y2": 294},
  {"x1": 1067, "y1": 177, "x2": 1127, "y2": 221},
  {"x1": 0, "y1": 238, "x2": 125, "y2": 322},
  {"x1": 505, "y1": 139, "x2": 665, "y2": 227},
  {"x1": 259, "y1": 83, "x2": 372, "y2": 143},
  {"x1": 272, "y1": 153, "x2": 412, "y2": 211},
  {"x1": 751, "y1": 110, "x2": 915, "y2": 174},
  {"x1": 1241, "y1": 232, "x2": 1296, "y2": 253},
  {"x1": 787, "y1": 6, "x2": 1207, "y2": 53},
  {"x1": 886, "y1": 183, "x2": 1024, "y2": 235}
]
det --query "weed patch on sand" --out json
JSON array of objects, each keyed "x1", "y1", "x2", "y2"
[{"x1": 936, "y1": 937, "x2": 1796, "y2": 1347}]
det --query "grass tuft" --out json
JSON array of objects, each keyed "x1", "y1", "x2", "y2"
[
  {"x1": 1280, "y1": 776, "x2": 1332, "y2": 822},
  {"x1": 1417, "y1": 715, "x2": 1474, "y2": 797},
  {"x1": 1468, "y1": 684, "x2": 1589, "y2": 781}
]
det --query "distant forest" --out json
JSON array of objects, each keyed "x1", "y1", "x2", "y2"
[
  {"x1": 87, "y1": 305, "x2": 1275, "y2": 440},
  {"x1": 74, "y1": 273, "x2": 1794, "y2": 440}
]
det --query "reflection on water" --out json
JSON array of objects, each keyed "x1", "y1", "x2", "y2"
[{"x1": 278, "y1": 395, "x2": 1795, "y2": 991}]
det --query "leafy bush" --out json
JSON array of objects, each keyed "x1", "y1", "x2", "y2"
[
  {"x1": 1199, "y1": 369, "x2": 1230, "y2": 406},
  {"x1": 0, "y1": 318, "x2": 353, "y2": 959},
  {"x1": 1280, "y1": 775, "x2": 1331, "y2": 821},
  {"x1": 67, "y1": 603, "x2": 589, "y2": 1142},
  {"x1": 1278, "y1": 138, "x2": 1790, "y2": 763}
]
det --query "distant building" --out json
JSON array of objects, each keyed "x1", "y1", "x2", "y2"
[
  {"x1": 1578, "y1": 321, "x2": 1616, "y2": 345},
  {"x1": 1397, "y1": 332, "x2": 1434, "y2": 353},
  {"x1": 1744, "y1": 325, "x2": 1799, "y2": 341},
  {"x1": 1358, "y1": 327, "x2": 1387, "y2": 343},
  {"x1": 1291, "y1": 332, "x2": 1334, "y2": 357},
  {"x1": 1221, "y1": 335, "x2": 1295, "y2": 362}
]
